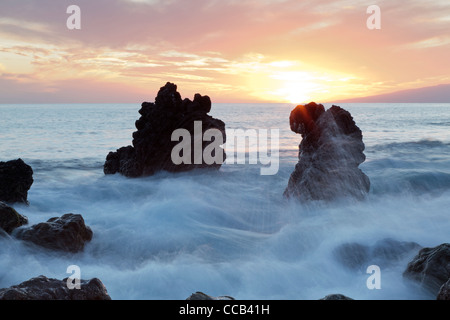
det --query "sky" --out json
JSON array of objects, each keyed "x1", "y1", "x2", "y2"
[{"x1": 0, "y1": 0, "x2": 449, "y2": 104}]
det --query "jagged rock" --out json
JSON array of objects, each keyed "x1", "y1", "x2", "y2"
[
  {"x1": 334, "y1": 238, "x2": 422, "y2": 271},
  {"x1": 0, "y1": 201, "x2": 28, "y2": 234},
  {"x1": 403, "y1": 243, "x2": 450, "y2": 295},
  {"x1": 0, "y1": 275, "x2": 111, "y2": 300},
  {"x1": 284, "y1": 103, "x2": 370, "y2": 201},
  {"x1": 437, "y1": 279, "x2": 450, "y2": 300},
  {"x1": 104, "y1": 82, "x2": 226, "y2": 177},
  {"x1": 0, "y1": 228, "x2": 9, "y2": 238},
  {"x1": 319, "y1": 294, "x2": 353, "y2": 300},
  {"x1": 14, "y1": 213, "x2": 93, "y2": 253},
  {"x1": 0, "y1": 159, "x2": 34, "y2": 204},
  {"x1": 186, "y1": 292, "x2": 235, "y2": 300}
]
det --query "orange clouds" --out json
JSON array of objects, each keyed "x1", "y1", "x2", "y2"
[{"x1": 0, "y1": 0, "x2": 449, "y2": 103}]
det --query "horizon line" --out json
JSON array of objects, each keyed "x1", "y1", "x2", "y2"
[{"x1": 1, "y1": 101, "x2": 448, "y2": 105}]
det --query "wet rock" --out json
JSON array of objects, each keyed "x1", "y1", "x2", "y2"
[
  {"x1": 14, "y1": 213, "x2": 93, "y2": 253},
  {"x1": 0, "y1": 201, "x2": 28, "y2": 234},
  {"x1": 403, "y1": 243, "x2": 450, "y2": 295},
  {"x1": 0, "y1": 159, "x2": 34, "y2": 204},
  {"x1": 437, "y1": 279, "x2": 450, "y2": 300},
  {"x1": 319, "y1": 294, "x2": 353, "y2": 300},
  {"x1": 284, "y1": 103, "x2": 370, "y2": 201},
  {"x1": 0, "y1": 227, "x2": 10, "y2": 238},
  {"x1": 104, "y1": 82, "x2": 226, "y2": 177},
  {"x1": 0, "y1": 275, "x2": 111, "y2": 300},
  {"x1": 186, "y1": 292, "x2": 235, "y2": 300},
  {"x1": 334, "y1": 242, "x2": 369, "y2": 271},
  {"x1": 334, "y1": 238, "x2": 422, "y2": 271}
]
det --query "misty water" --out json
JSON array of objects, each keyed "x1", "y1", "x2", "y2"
[{"x1": 0, "y1": 103, "x2": 449, "y2": 299}]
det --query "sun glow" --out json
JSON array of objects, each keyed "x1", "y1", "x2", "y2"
[
  {"x1": 263, "y1": 71, "x2": 320, "y2": 104},
  {"x1": 251, "y1": 65, "x2": 362, "y2": 104},
  {"x1": 270, "y1": 82, "x2": 318, "y2": 104}
]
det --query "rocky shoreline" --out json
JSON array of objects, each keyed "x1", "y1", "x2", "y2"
[
  {"x1": 1, "y1": 84, "x2": 448, "y2": 300},
  {"x1": 0, "y1": 275, "x2": 111, "y2": 300},
  {"x1": 0, "y1": 159, "x2": 33, "y2": 205}
]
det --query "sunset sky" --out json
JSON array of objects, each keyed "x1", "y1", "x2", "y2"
[{"x1": 0, "y1": 0, "x2": 449, "y2": 104}]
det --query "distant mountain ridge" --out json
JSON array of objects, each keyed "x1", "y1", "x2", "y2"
[{"x1": 335, "y1": 84, "x2": 450, "y2": 103}]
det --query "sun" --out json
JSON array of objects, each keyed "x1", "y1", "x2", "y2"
[
  {"x1": 269, "y1": 80, "x2": 320, "y2": 104},
  {"x1": 242, "y1": 61, "x2": 350, "y2": 104},
  {"x1": 264, "y1": 71, "x2": 322, "y2": 104},
  {"x1": 281, "y1": 83, "x2": 314, "y2": 104}
]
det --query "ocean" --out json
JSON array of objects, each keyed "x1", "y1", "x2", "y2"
[{"x1": 0, "y1": 103, "x2": 449, "y2": 300}]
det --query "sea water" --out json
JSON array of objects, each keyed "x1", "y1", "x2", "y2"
[{"x1": 0, "y1": 103, "x2": 449, "y2": 300}]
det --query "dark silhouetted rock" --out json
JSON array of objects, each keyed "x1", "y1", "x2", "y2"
[
  {"x1": 319, "y1": 294, "x2": 353, "y2": 300},
  {"x1": 284, "y1": 103, "x2": 370, "y2": 201},
  {"x1": 14, "y1": 213, "x2": 93, "y2": 253},
  {"x1": 0, "y1": 201, "x2": 28, "y2": 234},
  {"x1": 0, "y1": 275, "x2": 111, "y2": 300},
  {"x1": 186, "y1": 291, "x2": 235, "y2": 300},
  {"x1": 104, "y1": 82, "x2": 226, "y2": 177},
  {"x1": 437, "y1": 279, "x2": 450, "y2": 300},
  {"x1": 0, "y1": 228, "x2": 9, "y2": 238},
  {"x1": 0, "y1": 159, "x2": 33, "y2": 204},
  {"x1": 334, "y1": 238, "x2": 422, "y2": 271},
  {"x1": 403, "y1": 243, "x2": 450, "y2": 295}
]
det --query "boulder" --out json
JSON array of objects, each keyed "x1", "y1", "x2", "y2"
[
  {"x1": 0, "y1": 228, "x2": 9, "y2": 238},
  {"x1": 0, "y1": 275, "x2": 111, "y2": 300},
  {"x1": 14, "y1": 213, "x2": 93, "y2": 253},
  {"x1": 334, "y1": 238, "x2": 421, "y2": 271},
  {"x1": 319, "y1": 294, "x2": 353, "y2": 300},
  {"x1": 104, "y1": 82, "x2": 226, "y2": 177},
  {"x1": 0, "y1": 201, "x2": 28, "y2": 234},
  {"x1": 403, "y1": 243, "x2": 450, "y2": 295},
  {"x1": 186, "y1": 291, "x2": 235, "y2": 300},
  {"x1": 284, "y1": 103, "x2": 370, "y2": 201},
  {"x1": 437, "y1": 279, "x2": 450, "y2": 300},
  {"x1": 0, "y1": 159, "x2": 34, "y2": 204}
]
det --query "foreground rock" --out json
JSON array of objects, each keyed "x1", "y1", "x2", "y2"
[
  {"x1": 284, "y1": 103, "x2": 370, "y2": 201},
  {"x1": 403, "y1": 243, "x2": 450, "y2": 296},
  {"x1": 14, "y1": 213, "x2": 93, "y2": 253},
  {"x1": 0, "y1": 159, "x2": 34, "y2": 204},
  {"x1": 437, "y1": 279, "x2": 450, "y2": 300},
  {"x1": 186, "y1": 292, "x2": 235, "y2": 300},
  {"x1": 0, "y1": 275, "x2": 110, "y2": 300},
  {"x1": 104, "y1": 82, "x2": 226, "y2": 177},
  {"x1": 319, "y1": 294, "x2": 353, "y2": 300},
  {"x1": 334, "y1": 238, "x2": 421, "y2": 271},
  {"x1": 0, "y1": 202, "x2": 28, "y2": 234}
]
